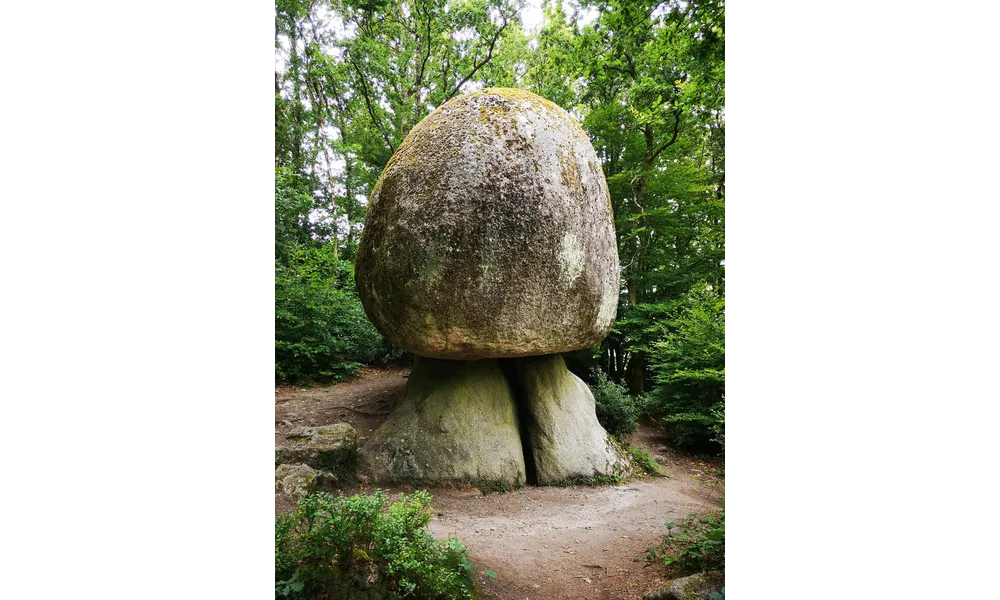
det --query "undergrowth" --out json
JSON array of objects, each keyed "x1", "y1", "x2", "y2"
[
  {"x1": 622, "y1": 442, "x2": 661, "y2": 476},
  {"x1": 646, "y1": 508, "x2": 725, "y2": 576},
  {"x1": 275, "y1": 490, "x2": 476, "y2": 599}
]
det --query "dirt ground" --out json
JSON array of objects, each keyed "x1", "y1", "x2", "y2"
[{"x1": 276, "y1": 365, "x2": 724, "y2": 600}]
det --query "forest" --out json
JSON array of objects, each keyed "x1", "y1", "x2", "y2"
[{"x1": 275, "y1": 1, "x2": 724, "y2": 597}]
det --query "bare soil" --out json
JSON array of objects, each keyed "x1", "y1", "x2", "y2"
[{"x1": 275, "y1": 366, "x2": 724, "y2": 599}]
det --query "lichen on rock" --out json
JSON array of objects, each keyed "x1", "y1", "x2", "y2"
[
  {"x1": 274, "y1": 463, "x2": 319, "y2": 502},
  {"x1": 516, "y1": 354, "x2": 628, "y2": 484},
  {"x1": 275, "y1": 423, "x2": 358, "y2": 475},
  {"x1": 358, "y1": 356, "x2": 526, "y2": 488},
  {"x1": 643, "y1": 571, "x2": 725, "y2": 600},
  {"x1": 355, "y1": 87, "x2": 619, "y2": 360}
]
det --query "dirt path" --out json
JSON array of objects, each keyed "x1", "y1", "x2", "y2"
[
  {"x1": 276, "y1": 366, "x2": 724, "y2": 599},
  {"x1": 275, "y1": 364, "x2": 410, "y2": 447}
]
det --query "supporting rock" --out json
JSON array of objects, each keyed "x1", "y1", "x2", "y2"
[
  {"x1": 517, "y1": 354, "x2": 628, "y2": 484},
  {"x1": 359, "y1": 356, "x2": 526, "y2": 490}
]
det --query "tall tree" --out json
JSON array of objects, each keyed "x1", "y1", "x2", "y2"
[{"x1": 522, "y1": 0, "x2": 725, "y2": 393}]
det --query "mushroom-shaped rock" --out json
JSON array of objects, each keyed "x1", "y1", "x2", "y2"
[
  {"x1": 355, "y1": 89, "x2": 627, "y2": 488},
  {"x1": 356, "y1": 88, "x2": 619, "y2": 360}
]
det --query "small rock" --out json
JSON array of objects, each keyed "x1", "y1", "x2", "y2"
[
  {"x1": 275, "y1": 423, "x2": 358, "y2": 472},
  {"x1": 275, "y1": 464, "x2": 318, "y2": 502},
  {"x1": 643, "y1": 571, "x2": 724, "y2": 600}
]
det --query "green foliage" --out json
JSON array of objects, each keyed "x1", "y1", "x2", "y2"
[
  {"x1": 710, "y1": 401, "x2": 725, "y2": 448},
  {"x1": 623, "y1": 443, "x2": 661, "y2": 476},
  {"x1": 275, "y1": 243, "x2": 401, "y2": 383},
  {"x1": 645, "y1": 284, "x2": 725, "y2": 450},
  {"x1": 561, "y1": 0, "x2": 726, "y2": 397},
  {"x1": 646, "y1": 509, "x2": 725, "y2": 575},
  {"x1": 551, "y1": 473, "x2": 623, "y2": 487},
  {"x1": 274, "y1": 166, "x2": 314, "y2": 260},
  {"x1": 275, "y1": 490, "x2": 476, "y2": 600},
  {"x1": 591, "y1": 368, "x2": 640, "y2": 438},
  {"x1": 274, "y1": 1, "x2": 725, "y2": 413}
]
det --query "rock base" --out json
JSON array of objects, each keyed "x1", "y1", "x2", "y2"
[
  {"x1": 517, "y1": 354, "x2": 630, "y2": 484},
  {"x1": 359, "y1": 357, "x2": 527, "y2": 490},
  {"x1": 359, "y1": 354, "x2": 625, "y2": 488}
]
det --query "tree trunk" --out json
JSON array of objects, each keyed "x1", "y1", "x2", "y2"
[
  {"x1": 626, "y1": 351, "x2": 645, "y2": 396},
  {"x1": 622, "y1": 125, "x2": 655, "y2": 396}
]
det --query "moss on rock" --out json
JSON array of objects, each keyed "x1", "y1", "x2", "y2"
[
  {"x1": 275, "y1": 423, "x2": 358, "y2": 475},
  {"x1": 355, "y1": 88, "x2": 619, "y2": 360},
  {"x1": 275, "y1": 463, "x2": 319, "y2": 502},
  {"x1": 643, "y1": 571, "x2": 725, "y2": 600},
  {"x1": 358, "y1": 356, "x2": 526, "y2": 488},
  {"x1": 516, "y1": 354, "x2": 629, "y2": 485}
]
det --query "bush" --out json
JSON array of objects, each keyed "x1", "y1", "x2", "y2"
[
  {"x1": 645, "y1": 284, "x2": 725, "y2": 451},
  {"x1": 590, "y1": 369, "x2": 640, "y2": 438},
  {"x1": 275, "y1": 244, "x2": 403, "y2": 383},
  {"x1": 646, "y1": 509, "x2": 725, "y2": 576},
  {"x1": 275, "y1": 491, "x2": 476, "y2": 600},
  {"x1": 623, "y1": 442, "x2": 661, "y2": 476}
]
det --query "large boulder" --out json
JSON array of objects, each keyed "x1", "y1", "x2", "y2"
[
  {"x1": 275, "y1": 423, "x2": 358, "y2": 474},
  {"x1": 355, "y1": 88, "x2": 619, "y2": 360}
]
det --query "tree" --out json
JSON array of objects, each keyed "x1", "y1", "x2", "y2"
[
  {"x1": 272, "y1": 0, "x2": 726, "y2": 429},
  {"x1": 526, "y1": 0, "x2": 725, "y2": 394}
]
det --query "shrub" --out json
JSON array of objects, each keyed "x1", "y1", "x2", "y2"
[
  {"x1": 624, "y1": 443, "x2": 661, "y2": 476},
  {"x1": 590, "y1": 369, "x2": 640, "y2": 438},
  {"x1": 646, "y1": 509, "x2": 725, "y2": 576},
  {"x1": 275, "y1": 491, "x2": 476, "y2": 600},
  {"x1": 645, "y1": 284, "x2": 725, "y2": 451},
  {"x1": 275, "y1": 244, "x2": 403, "y2": 383}
]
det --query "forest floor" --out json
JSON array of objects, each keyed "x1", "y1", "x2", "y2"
[{"x1": 275, "y1": 365, "x2": 725, "y2": 600}]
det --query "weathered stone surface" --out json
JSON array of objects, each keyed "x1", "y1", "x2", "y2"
[
  {"x1": 355, "y1": 88, "x2": 619, "y2": 359},
  {"x1": 358, "y1": 356, "x2": 525, "y2": 489},
  {"x1": 643, "y1": 571, "x2": 725, "y2": 600},
  {"x1": 517, "y1": 354, "x2": 629, "y2": 484},
  {"x1": 275, "y1": 423, "x2": 358, "y2": 473},
  {"x1": 275, "y1": 463, "x2": 319, "y2": 502}
]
